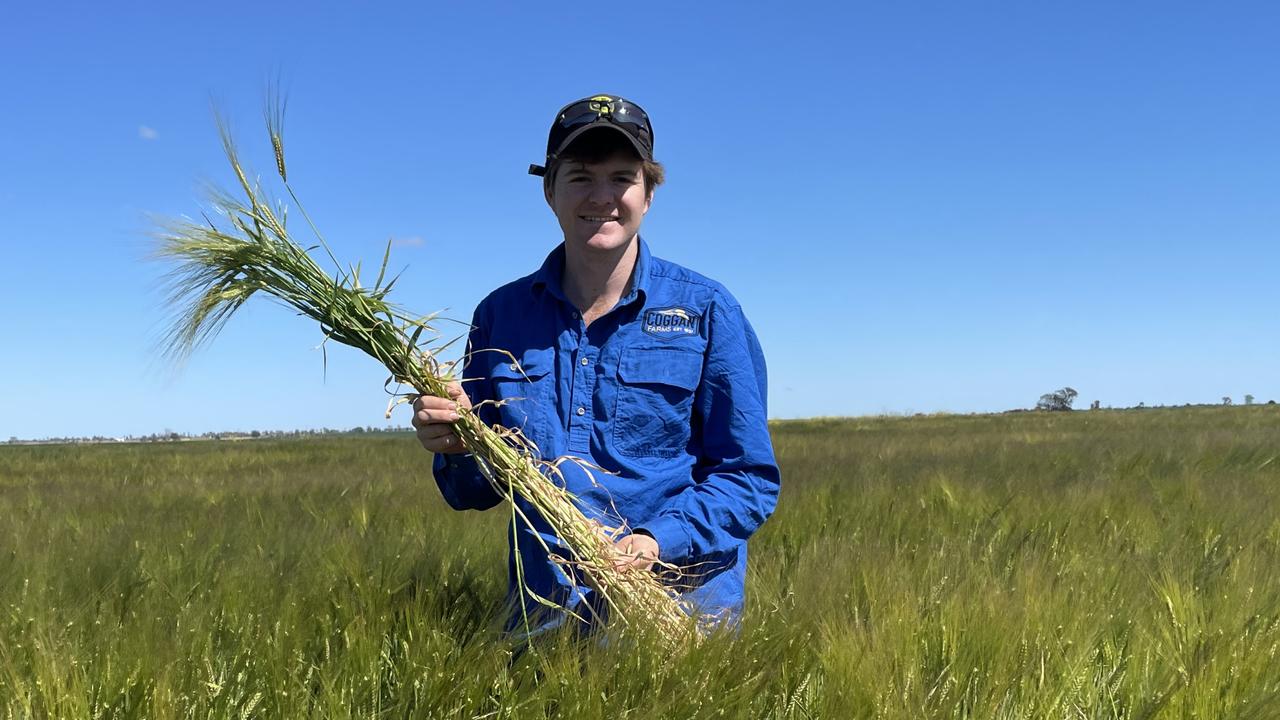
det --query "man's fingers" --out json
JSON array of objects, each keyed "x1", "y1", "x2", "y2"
[
  {"x1": 611, "y1": 539, "x2": 656, "y2": 571},
  {"x1": 614, "y1": 557, "x2": 650, "y2": 571},
  {"x1": 417, "y1": 424, "x2": 453, "y2": 441},
  {"x1": 413, "y1": 394, "x2": 459, "y2": 412},
  {"x1": 417, "y1": 427, "x2": 463, "y2": 453},
  {"x1": 411, "y1": 388, "x2": 470, "y2": 455},
  {"x1": 412, "y1": 404, "x2": 461, "y2": 429}
]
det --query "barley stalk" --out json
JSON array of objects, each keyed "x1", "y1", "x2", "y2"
[{"x1": 153, "y1": 98, "x2": 694, "y2": 646}]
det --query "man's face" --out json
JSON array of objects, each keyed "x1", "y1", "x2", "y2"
[{"x1": 546, "y1": 153, "x2": 651, "y2": 255}]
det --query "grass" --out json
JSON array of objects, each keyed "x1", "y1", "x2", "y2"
[{"x1": 1, "y1": 406, "x2": 1278, "y2": 717}]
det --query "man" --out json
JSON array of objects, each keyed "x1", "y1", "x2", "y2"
[{"x1": 412, "y1": 95, "x2": 779, "y2": 635}]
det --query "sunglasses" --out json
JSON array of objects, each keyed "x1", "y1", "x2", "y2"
[
  {"x1": 550, "y1": 97, "x2": 653, "y2": 150},
  {"x1": 530, "y1": 96, "x2": 655, "y2": 176}
]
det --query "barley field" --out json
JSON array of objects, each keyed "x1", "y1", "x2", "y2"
[{"x1": 2, "y1": 407, "x2": 1278, "y2": 718}]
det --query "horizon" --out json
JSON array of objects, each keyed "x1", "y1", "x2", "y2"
[{"x1": 8, "y1": 399, "x2": 1276, "y2": 444}]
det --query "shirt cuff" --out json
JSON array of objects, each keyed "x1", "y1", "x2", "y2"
[
  {"x1": 435, "y1": 451, "x2": 477, "y2": 475},
  {"x1": 634, "y1": 513, "x2": 692, "y2": 565}
]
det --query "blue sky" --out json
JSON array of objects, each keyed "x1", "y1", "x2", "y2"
[{"x1": 1, "y1": 2, "x2": 1277, "y2": 439}]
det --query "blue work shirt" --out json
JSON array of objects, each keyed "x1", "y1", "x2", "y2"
[{"x1": 432, "y1": 237, "x2": 779, "y2": 633}]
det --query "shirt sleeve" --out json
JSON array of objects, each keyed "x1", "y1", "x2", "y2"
[
  {"x1": 431, "y1": 303, "x2": 503, "y2": 511},
  {"x1": 637, "y1": 296, "x2": 781, "y2": 564}
]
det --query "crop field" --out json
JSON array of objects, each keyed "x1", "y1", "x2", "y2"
[{"x1": 2, "y1": 407, "x2": 1278, "y2": 718}]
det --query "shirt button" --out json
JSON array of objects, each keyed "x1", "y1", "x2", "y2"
[
  {"x1": 576, "y1": 407, "x2": 586, "y2": 416},
  {"x1": 580, "y1": 357, "x2": 589, "y2": 366}
]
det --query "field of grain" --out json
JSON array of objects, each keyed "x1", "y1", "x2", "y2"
[{"x1": 2, "y1": 407, "x2": 1278, "y2": 718}]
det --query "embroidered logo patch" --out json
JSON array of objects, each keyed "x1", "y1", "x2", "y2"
[{"x1": 642, "y1": 306, "x2": 701, "y2": 337}]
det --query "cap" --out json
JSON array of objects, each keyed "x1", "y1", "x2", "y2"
[{"x1": 528, "y1": 94, "x2": 654, "y2": 176}]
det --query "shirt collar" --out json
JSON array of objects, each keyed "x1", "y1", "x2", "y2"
[
  {"x1": 531, "y1": 236, "x2": 652, "y2": 309},
  {"x1": 530, "y1": 242, "x2": 571, "y2": 304}
]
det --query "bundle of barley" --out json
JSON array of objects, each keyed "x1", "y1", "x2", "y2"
[{"x1": 154, "y1": 104, "x2": 693, "y2": 644}]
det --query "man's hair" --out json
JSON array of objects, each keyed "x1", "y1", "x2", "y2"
[{"x1": 543, "y1": 127, "x2": 665, "y2": 198}]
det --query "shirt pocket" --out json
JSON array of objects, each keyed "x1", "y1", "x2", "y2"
[
  {"x1": 613, "y1": 346, "x2": 703, "y2": 458},
  {"x1": 488, "y1": 348, "x2": 554, "y2": 439}
]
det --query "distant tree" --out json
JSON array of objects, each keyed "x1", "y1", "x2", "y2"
[
  {"x1": 1036, "y1": 387, "x2": 1078, "y2": 412},
  {"x1": 1222, "y1": 396, "x2": 1233, "y2": 406},
  {"x1": 251, "y1": 430, "x2": 262, "y2": 438},
  {"x1": 1137, "y1": 401, "x2": 1145, "y2": 409},
  {"x1": 1245, "y1": 394, "x2": 1255, "y2": 405},
  {"x1": 1090, "y1": 400, "x2": 1100, "y2": 411}
]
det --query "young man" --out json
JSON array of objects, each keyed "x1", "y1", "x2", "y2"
[{"x1": 412, "y1": 95, "x2": 779, "y2": 634}]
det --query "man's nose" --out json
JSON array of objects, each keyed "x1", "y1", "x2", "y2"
[{"x1": 586, "y1": 180, "x2": 614, "y2": 204}]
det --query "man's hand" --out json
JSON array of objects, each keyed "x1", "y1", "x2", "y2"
[
  {"x1": 411, "y1": 382, "x2": 472, "y2": 454},
  {"x1": 613, "y1": 533, "x2": 660, "y2": 572}
]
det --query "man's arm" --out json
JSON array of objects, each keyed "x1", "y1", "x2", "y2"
[{"x1": 635, "y1": 297, "x2": 780, "y2": 565}]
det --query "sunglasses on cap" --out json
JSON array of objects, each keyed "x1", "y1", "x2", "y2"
[{"x1": 529, "y1": 95, "x2": 654, "y2": 176}]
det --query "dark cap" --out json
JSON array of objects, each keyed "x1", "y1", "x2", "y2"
[{"x1": 528, "y1": 94, "x2": 654, "y2": 176}]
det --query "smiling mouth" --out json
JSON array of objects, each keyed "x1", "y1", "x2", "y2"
[{"x1": 580, "y1": 215, "x2": 617, "y2": 223}]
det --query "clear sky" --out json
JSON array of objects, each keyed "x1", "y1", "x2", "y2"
[{"x1": 1, "y1": 2, "x2": 1277, "y2": 439}]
